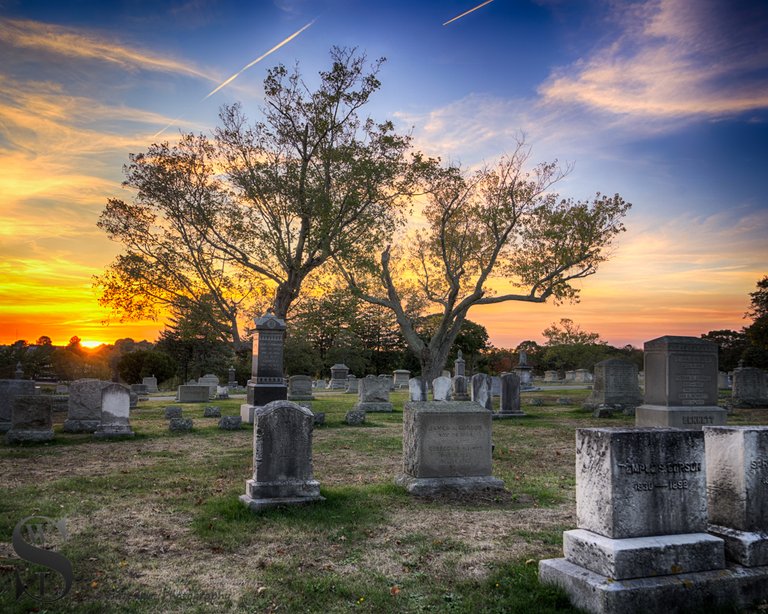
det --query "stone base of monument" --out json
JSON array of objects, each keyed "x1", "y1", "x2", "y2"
[
  {"x1": 63, "y1": 419, "x2": 100, "y2": 433},
  {"x1": 5, "y1": 428, "x2": 55, "y2": 444},
  {"x1": 246, "y1": 384, "x2": 287, "y2": 407},
  {"x1": 492, "y1": 410, "x2": 526, "y2": 419},
  {"x1": 93, "y1": 424, "x2": 135, "y2": 438},
  {"x1": 635, "y1": 404, "x2": 726, "y2": 429},
  {"x1": 562, "y1": 529, "x2": 724, "y2": 579},
  {"x1": 395, "y1": 474, "x2": 504, "y2": 496},
  {"x1": 539, "y1": 558, "x2": 768, "y2": 614},
  {"x1": 240, "y1": 479, "x2": 324, "y2": 511},
  {"x1": 709, "y1": 525, "x2": 768, "y2": 567},
  {"x1": 354, "y1": 401, "x2": 392, "y2": 413},
  {"x1": 240, "y1": 404, "x2": 259, "y2": 424}
]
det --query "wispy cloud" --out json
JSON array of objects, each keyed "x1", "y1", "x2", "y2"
[
  {"x1": 539, "y1": 0, "x2": 768, "y2": 119},
  {"x1": 0, "y1": 17, "x2": 217, "y2": 81}
]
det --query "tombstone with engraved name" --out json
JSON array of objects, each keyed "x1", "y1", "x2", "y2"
[
  {"x1": 344, "y1": 374, "x2": 358, "y2": 394},
  {"x1": 538, "y1": 427, "x2": 763, "y2": 613},
  {"x1": 471, "y1": 373, "x2": 493, "y2": 411},
  {"x1": 94, "y1": 383, "x2": 134, "y2": 438},
  {"x1": 240, "y1": 400, "x2": 324, "y2": 511},
  {"x1": 64, "y1": 379, "x2": 109, "y2": 432},
  {"x1": 731, "y1": 364, "x2": 768, "y2": 408},
  {"x1": 354, "y1": 375, "x2": 392, "y2": 412},
  {"x1": 326, "y1": 364, "x2": 349, "y2": 390},
  {"x1": 635, "y1": 336, "x2": 726, "y2": 429},
  {"x1": 240, "y1": 312, "x2": 288, "y2": 424},
  {"x1": 393, "y1": 369, "x2": 411, "y2": 389},
  {"x1": 705, "y1": 426, "x2": 768, "y2": 567},
  {"x1": 583, "y1": 358, "x2": 642, "y2": 411},
  {"x1": 0, "y1": 379, "x2": 37, "y2": 433},
  {"x1": 5, "y1": 395, "x2": 54, "y2": 444},
  {"x1": 395, "y1": 401, "x2": 504, "y2": 495},
  {"x1": 287, "y1": 375, "x2": 315, "y2": 402},
  {"x1": 495, "y1": 372, "x2": 525, "y2": 418}
]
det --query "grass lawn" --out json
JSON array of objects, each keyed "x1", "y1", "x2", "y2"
[{"x1": 1, "y1": 388, "x2": 766, "y2": 613}]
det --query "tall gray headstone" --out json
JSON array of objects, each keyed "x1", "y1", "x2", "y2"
[
  {"x1": 240, "y1": 400, "x2": 324, "y2": 511},
  {"x1": 636, "y1": 336, "x2": 726, "y2": 429},
  {"x1": 454, "y1": 350, "x2": 466, "y2": 377},
  {"x1": 583, "y1": 358, "x2": 642, "y2": 410},
  {"x1": 471, "y1": 373, "x2": 493, "y2": 411},
  {"x1": 496, "y1": 372, "x2": 525, "y2": 418},
  {"x1": 354, "y1": 375, "x2": 392, "y2": 412},
  {"x1": 706, "y1": 426, "x2": 768, "y2": 566},
  {"x1": 344, "y1": 374, "x2": 358, "y2": 394},
  {"x1": 452, "y1": 374, "x2": 469, "y2": 401},
  {"x1": 241, "y1": 312, "x2": 288, "y2": 423},
  {"x1": 94, "y1": 383, "x2": 134, "y2": 438},
  {"x1": 64, "y1": 379, "x2": 108, "y2": 433},
  {"x1": 409, "y1": 377, "x2": 425, "y2": 402},
  {"x1": 142, "y1": 376, "x2": 158, "y2": 393},
  {"x1": 0, "y1": 379, "x2": 37, "y2": 433},
  {"x1": 538, "y1": 427, "x2": 762, "y2": 613},
  {"x1": 395, "y1": 401, "x2": 504, "y2": 495},
  {"x1": 5, "y1": 395, "x2": 54, "y2": 444},
  {"x1": 731, "y1": 365, "x2": 768, "y2": 408}
]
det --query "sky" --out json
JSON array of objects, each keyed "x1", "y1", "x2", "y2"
[{"x1": 1, "y1": 0, "x2": 767, "y2": 349}]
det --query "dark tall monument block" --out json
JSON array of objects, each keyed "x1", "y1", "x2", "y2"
[{"x1": 241, "y1": 312, "x2": 288, "y2": 423}]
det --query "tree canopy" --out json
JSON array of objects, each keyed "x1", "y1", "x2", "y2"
[
  {"x1": 339, "y1": 141, "x2": 630, "y2": 385},
  {"x1": 96, "y1": 46, "x2": 418, "y2": 344}
]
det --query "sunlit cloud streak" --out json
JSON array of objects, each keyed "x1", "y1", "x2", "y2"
[
  {"x1": 539, "y1": 0, "x2": 768, "y2": 118},
  {"x1": 443, "y1": 0, "x2": 494, "y2": 26},
  {"x1": 0, "y1": 18, "x2": 216, "y2": 81}
]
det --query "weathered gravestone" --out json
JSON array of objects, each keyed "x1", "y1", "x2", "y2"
[
  {"x1": 177, "y1": 385, "x2": 210, "y2": 403},
  {"x1": 218, "y1": 415, "x2": 242, "y2": 430},
  {"x1": 94, "y1": 383, "x2": 134, "y2": 438},
  {"x1": 240, "y1": 400, "x2": 324, "y2": 511},
  {"x1": 287, "y1": 375, "x2": 314, "y2": 401},
  {"x1": 227, "y1": 365, "x2": 237, "y2": 388},
  {"x1": 495, "y1": 372, "x2": 525, "y2": 418},
  {"x1": 379, "y1": 373, "x2": 395, "y2": 391},
  {"x1": 705, "y1": 426, "x2": 768, "y2": 566},
  {"x1": 326, "y1": 364, "x2": 349, "y2": 390},
  {"x1": 198, "y1": 374, "x2": 220, "y2": 397},
  {"x1": 395, "y1": 401, "x2": 504, "y2": 496},
  {"x1": 241, "y1": 313, "x2": 288, "y2": 423},
  {"x1": 164, "y1": 406, "x2": 181, "y2": 420},
  {"x1": 393, "y1": 369, "x2": 411, "y2": 389},
  {"x1": 432, "y1": 376, "x2": 452, "y2": 401},
  {"x1": 718, "y1": 371, "x2": 731, "y2": 389},
  {"x1": 142, "y1": 376, "x2": 158, "y2": 393},
  {"x1": 409, "y1": 377, "x2": 426, "y2": 401},
  {"x1": 544, "y1": 370, "x2": 559, "y2": 383},
  {"x1": 565, "y1": 370, "x2": 576, "y2": 382},
  {"x1": 490, "y1": 376, "x2": 501, "y2": 397},
  {"x1": 573, "y1": 368, "x2": 592, "y2": 383},
  {"x1": 5, "y1": 395, "x2": 54, "y2": 444},
  {"x1": 64, "y1": 379, "x2": 108, "y2": 433},
  {"x1": 514, "y1": 350, "x2": 534, "y2": 389},
  {"x1": 731, "y1": 365, "x2": 768, "y2": 408},
  {"x1": 169, "y1": 417, "x2": 193, "y2": 431},
  {"x1": 471, "y1": 373, "x2": 493, "y2": 411},
  {"x1": 636, "y1": 336, "x2": 726, "y2": 429},
  {"x1": 0, "y1": 379, "x2": 37, "y2": 433},
  {"x1": 452, "y1": 375, "x2": 469, "y2": 401},
  {"x1": 345, "y1": 409, "x2": 366, "y2": 425},
  {"x1": 354, "y1": 375, "x2": 393, "y2": 412},
  {"x1": 344, "y1": 374, "x2": 358, "y2": 395},
  {"x1": 203, "y1": 406, "x2": 221, "y2": 418},
  {"x1": 130, "y1": 383, "x2": 149, "y2": 400},
  {"x1": 538, "y1": 427, "x2": 757, "y2": 613},
  {"x1": 583, "y1": 359, "x2": 642, "y2": 411}
]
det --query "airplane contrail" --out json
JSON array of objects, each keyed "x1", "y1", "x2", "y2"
[
  {"x1": 153, "y1": 19, "x2": 315, "y2": 138},
  {"x1": 203, "y1": 19, "x2": 315, "y2": 101},
  {"x1": 443, "y1": 0, "x2": 494, "y2": 26}
]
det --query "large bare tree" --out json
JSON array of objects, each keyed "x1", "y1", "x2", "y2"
[{"x1": 338, "y1": 141, "x2": 631, "y2": 391}]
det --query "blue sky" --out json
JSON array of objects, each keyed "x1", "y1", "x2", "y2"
[{"x1": 1, "y1": 0, "x2": 767, "y2": 347}]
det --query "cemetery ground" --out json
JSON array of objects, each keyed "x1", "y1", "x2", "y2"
[{"x1": 2, "y1": 391, "x2": 767, "y2": 613}]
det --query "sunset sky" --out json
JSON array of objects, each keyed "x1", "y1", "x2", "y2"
[{"x1": 1, "y1": 0, "x2": 766, "y2": 349}]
